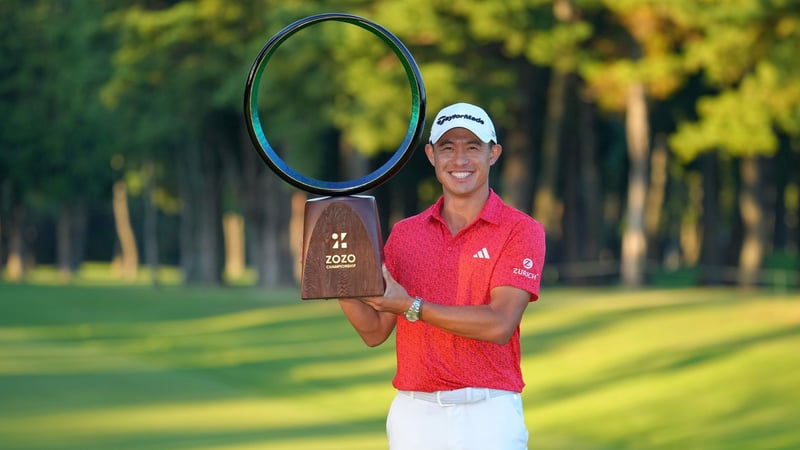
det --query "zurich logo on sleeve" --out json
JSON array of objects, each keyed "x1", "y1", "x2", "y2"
[{"x1": 513, "y1": 257, "x2": 538, "y2": 280}]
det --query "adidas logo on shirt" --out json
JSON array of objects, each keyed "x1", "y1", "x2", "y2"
[{"x1": 473, "y1": 247, "x2": 490, "y2": 259}]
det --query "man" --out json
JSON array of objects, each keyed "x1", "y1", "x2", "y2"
[{"x1": 339, "y1": 102, "x2": 546, "y2": 449}]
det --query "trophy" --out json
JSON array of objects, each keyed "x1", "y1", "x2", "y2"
[{"x1": 244, "y1": 13, "x2": 426, "y2": 299}]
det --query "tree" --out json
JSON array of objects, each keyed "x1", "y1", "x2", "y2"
[
  {"x1": 576, "y1": 1, "x2": 688, "y2": 286},
  {"x1": 103, "y1": 0, "x2": 270, "y2": 284},
  {"x1": 0, "y1": 0, "x2": 117, "y2": 281},
  {"x1": 669, "y1": 0, "x2": 800, "y2": 286}
]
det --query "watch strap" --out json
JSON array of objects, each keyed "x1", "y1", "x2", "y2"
[{"x1": 404, "y1": 297, "x2": 422, "y2": 322}]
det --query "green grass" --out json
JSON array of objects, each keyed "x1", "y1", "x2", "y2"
[{"x1": 0, "y1": 284, "x2": 798, "y2": 449}]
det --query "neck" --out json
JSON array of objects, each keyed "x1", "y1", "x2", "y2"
[{"x1": 441, "y1": 189, "x2": 490, "y2": 235}]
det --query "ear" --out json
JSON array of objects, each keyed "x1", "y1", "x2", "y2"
[
  {"x1": 424, "y1": 143, "x2": 435, "y2": 166},
  {"x1": 489, "y1": 143, "x2": 502, "y2": 166}
]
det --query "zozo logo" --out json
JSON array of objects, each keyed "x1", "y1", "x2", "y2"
[
  {"x1": 332, "y1": 232, "x2": 348, "y2": 249},
  {"x1": 326, "y1": 232, "x2": 356, "y2": 267}
]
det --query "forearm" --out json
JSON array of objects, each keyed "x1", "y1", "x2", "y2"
[
  {"x1": 417, "y1": 302, "x2": 516, "y2": 344},
  {"x1": 362, "y1": 286, "x2": 530, "y2": 345},
  {"x1": 338, "y1": 298, "x2": 397, "y2": 347}
]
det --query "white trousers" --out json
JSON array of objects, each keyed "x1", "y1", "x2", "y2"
[{"x1": 386, "y1": 389, "x2": 528, "y2": 450}]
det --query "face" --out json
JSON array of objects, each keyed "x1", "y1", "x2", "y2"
[{"x1": 425, "y1": 127, "x2": 502, "y2": 199}]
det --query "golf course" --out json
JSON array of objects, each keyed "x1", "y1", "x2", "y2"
[{"x1": 0, "y1": 281, "x2": 797, "y2": 449}]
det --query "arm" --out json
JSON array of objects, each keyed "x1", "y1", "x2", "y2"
[
  {"x1": 360, "y1": 266, "x2": 531, "y2": 345},
  {"x1": 337, "y1": 298, "x2": 397, "y2": 347},
  {"x1": 339, "y1": 282, "x2": 397, "y2": 347}
]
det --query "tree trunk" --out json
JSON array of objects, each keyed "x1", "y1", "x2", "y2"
[
  {"x1": 533, "y1": 68, "x2": 568, "y2": 238},
  {"x1": 681, "y1": 171, "x2": 703, "y2": 267},
  {"x1": 290, "y1": 191, "x2": 306, "y2": 284},
  {"x1": 57, "y1": 205, "x2": 74, "y2": 282},
  {"x1": 178, "y1": 163, "x2": 195, "y2": 283},
  {"x1": 621, "y1": 83, "x2": 650, "y2": 287},
  {"x1": 500, "y1": 124, "x2": 533, "y2": 212},
  {"x1": 771, "y1": 144, "x2": 789, "y2": 251},
  {"x1": 577, "y1": 92, "x2": 603, "y2": 261},
  {"x1": 249, "y1": 167, "x2": 292, "y2": 288},
  {"x1": 563, "y1": 125, "x2": 580, "y2": 267},
  {"x1": 532, "y1": 0, "x2": 578, "y2": 232},
  {"x1": 142, "y1": 160, "x2": 159, "y2": 286},
  {"x1": 699, "y1": 152, "x2": 723, "y2": 285},
  {"x1": 112, "y1": 180, "x2": 138, "y2": 282},
  {"x1": 5, "y1": 206, "x2": 26, "y2": 282},
  {"x1": 241, "y1": 124, "x2": 294, "y2": 289},
  {"x1": 500, "y1": 62, "x2": 539, "y2": 212},
  {"x1": 178, "y1": 136, "x2": 223, "y2": 285},
  {"x1": 223, "y1": 212, "x2": 245, "y2": 281},
  {"x1": 56, "y1": 202, "x2": 87, "y2": 281},
  {"x1": 340, "y1": 134, "x2": 369, "y2": 181},
  {"x1": 0, "y1": 213, "x2": 3, "y2": 275},
  {"x1": 645, "y1": 135, "x2": 668, "y2": 261},
  {"x1": 738, "y1": 156, "x2": 766, "y2": 287},
  {"x1": 562, "y1": 74, "x2": 582, "y2": 275},
  {"x1": 791, "y1": 152, "x2": 800, "y2": 255}
]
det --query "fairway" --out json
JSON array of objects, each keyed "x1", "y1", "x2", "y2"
[{"x1": 0, "y1": 284, "x2": 798, "y2": 449}]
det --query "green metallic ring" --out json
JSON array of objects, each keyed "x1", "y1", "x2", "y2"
[{"x1": 244, "y1": 13, "x2": 426, "y2": 196}]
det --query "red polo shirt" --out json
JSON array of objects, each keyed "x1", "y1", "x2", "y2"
[{"x1": 384, "y1": 190, "x2": 546, "y2": 393}]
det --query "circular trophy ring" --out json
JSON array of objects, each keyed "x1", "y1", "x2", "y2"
[{"x1": 244, "y1": 13, "x2": 426, "y2": 196}]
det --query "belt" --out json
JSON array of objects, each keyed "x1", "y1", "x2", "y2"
[{"x1": 399, "y1": 387, "x2": 516, "y2": 406}]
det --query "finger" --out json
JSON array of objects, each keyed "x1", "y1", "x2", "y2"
[
  {"x1": 359, "y1": 297, "x2": 380, "y2": 310},
  {"x1": 382, "y1": 264, "x2": 395, "y2": 282}
]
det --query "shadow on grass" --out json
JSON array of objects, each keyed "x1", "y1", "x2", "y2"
[
  {"x1": 520, "y1": 291, "x2": 738, "y2": 357},
  {"x1": 4, "y1": 284, "x2": 798, "y2": 450},
  {"x1": 7, "y1": 415, "x2": 389, "y2": 450},
  {"x1": 522, "y1": 291, "x2": 798, "y2": 397},
  {"x1": 0, "y1": 284, "x2": 398, "y2": 428},
  {"x1": 527, "y1": 323, "x2": 800, "y2": 405}
]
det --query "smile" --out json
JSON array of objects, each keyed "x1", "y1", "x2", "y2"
[{"x1": 450, "y1": 171, "x2": 472, "y2": 179}]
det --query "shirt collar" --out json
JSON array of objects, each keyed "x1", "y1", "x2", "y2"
[{"x1": 424, "y1": 189, "x2": 503, "y2": 226}]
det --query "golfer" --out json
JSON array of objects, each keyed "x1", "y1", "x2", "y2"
[{"x1": 339, "y1": 102, "x2": 546, "y2": 449}]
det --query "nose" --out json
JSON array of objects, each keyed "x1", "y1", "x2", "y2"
[{"x1": 453, "y1": 147, "x2": 469, "y2": 164}]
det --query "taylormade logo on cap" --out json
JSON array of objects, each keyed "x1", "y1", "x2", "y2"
[{"x1": 429, "y1": 103, "x2": 497, "y2": 144}]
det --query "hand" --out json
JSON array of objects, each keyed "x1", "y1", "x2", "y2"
[
  {"x1": 381, "y1": 265, "x2": 409, "y2": 299},
  {"x1": 359, "y1": 265, "x2": 412, "y2": 314}
]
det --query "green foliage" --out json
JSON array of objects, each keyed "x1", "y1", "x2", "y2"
[
  {"x1": 253, "y1": 16, "x2": 367, "y2": 171},
  {"x1": 3, "y1": 0, "x2": 799, "y2": 281},
  {"x1": 670, "y1": 82, "x2": 779, "y2": 160},
  {"x1": 0, "y1": 1, "x2": 116, "y2": 207},
  {"x1": 668, "y1": 0, "x2": 800, "y2": 160}
]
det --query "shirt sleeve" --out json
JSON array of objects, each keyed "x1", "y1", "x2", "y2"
[{"x1": 491, "y1": 218, "x2": 546, "y2": 300}]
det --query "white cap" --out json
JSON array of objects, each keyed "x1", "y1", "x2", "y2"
[{"x1": 429, "y1": 102, "x2": 497, "y2": 144}]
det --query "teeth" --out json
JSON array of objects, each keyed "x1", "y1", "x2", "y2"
[{"x1": 451, "y1": 172, "x2": 471, "y2": 179}]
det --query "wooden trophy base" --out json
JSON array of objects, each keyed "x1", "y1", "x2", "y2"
[{"x1": 300, "y1": 195, "x2": 384, "y2": 299}]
